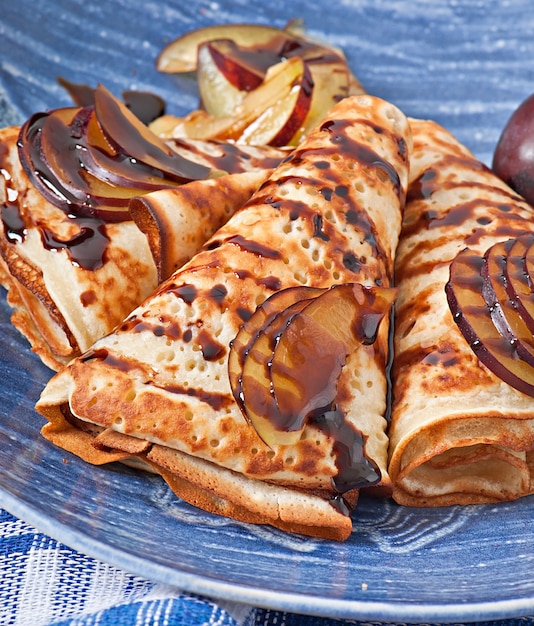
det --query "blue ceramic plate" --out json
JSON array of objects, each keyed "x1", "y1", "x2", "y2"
[{"x1": 1, "y1": 1, "x2": 534, "y2": 622}]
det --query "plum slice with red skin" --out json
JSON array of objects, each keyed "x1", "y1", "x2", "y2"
[
  {"x1": 30, "y1": 107, "x2": 163, "y2": 222},
  {"x1": 228, "y1": 285, "x2": 324, "y2": 415},
  {"x1": 481, "y1": 239, "x2": 534, "y2": 366},
  {"x1": 156, "y1": 23, "x2": 301, "y2": 74},
  {"x1": 446, "y1": 247, "x2": 534, "y2": 396},
  {"x1": 93, "y1": 85, "x2": 210, "y2": 184},
  {"x1": 268, "y1": 283, "x2": 395, "y2": 446},
  {"x1": 203, "y1": 38, "x2": 266, "y2": 93},
  {"x1": 239, "y1": 297, "x2": 318, "y2": 447},
  {"x1": 18, "y1": 87, "x2": 212, "y2": 222},
  {"x1": 502, "y1": 234, "x2": 534, "y2": 334},
  {"x1": 18, "y1": 107, "x2": 84, "y2": 211},
  {"x1": 232, "y1": 283, "x2": 395, "y2": 448},
  {"x1": 80, "y1": 109, "x2": 183, "y2": 192}
]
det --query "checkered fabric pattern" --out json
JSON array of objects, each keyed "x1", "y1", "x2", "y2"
[{"x1": 2, "y1": 508, "x2": 534, "y2": 626}]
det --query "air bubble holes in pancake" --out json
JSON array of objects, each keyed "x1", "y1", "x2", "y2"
[
  {"x1": 168, "y1": 298, "x2": 186, "y2": 316},
  {"x1": 124, "y1": 388, "x2": 137, "y2": 402},
  {"x1": 293, "y1": 270, "x2": 308, "y2": 284},
  {"x1": 362, "y1": 130, "x2": 377, "y2": 146},
  {"x1": 350, "y1": 378, "x2": 363, "y2": 393},
  {"x1": 184, "y1": 304, "x2": 196, "y2": 319},
  {"x1": 353, "y1": 180, "x2": 365, "y2": 194},
  {"x1": 87, "y1": 396, "x2": 98, "y2": 409},
  {"x1": 323, "y1": 208, "x2": 337, "y2": 223},
  {"x1": 356, "y1": 95, "x2": 373, "y2": 109},
  {"x1": 155, "y1": 349, "x2": 176, "y2": 363}
]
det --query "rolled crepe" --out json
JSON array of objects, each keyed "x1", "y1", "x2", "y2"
[
  {"x1": 388, "y1": 118, "x2": 534, "y2": 506},
  {"x1": 129, "y1": 170, "x2": 270, "y2": 282},
  {"x1": 37, "y1": 95, "x2": 412, "y2": 540},
  {"x1": 0, "y1": 127, "x2": 283, "y2": 370}
]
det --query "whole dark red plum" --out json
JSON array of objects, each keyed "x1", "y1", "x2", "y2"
[{"x1": 493, "y1": 93, "x2": 534, "y2": 206}]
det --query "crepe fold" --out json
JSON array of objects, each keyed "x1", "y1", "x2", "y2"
[
  {"x1": 388, "y1": 118, "x2": 534, "y2": 507},
  {"x1": 37, "y1": 95, "x2": 412, "y2": 540},
  {"x1": 129, "y1": 170, "x2": 270, "y2": 283},
  {"x1": 0, "y1": 127, "x2": 283, "y2": 370}
]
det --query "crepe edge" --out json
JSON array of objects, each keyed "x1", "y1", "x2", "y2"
[{"x1": 37, "y1": 373, "x2": 355, "y2": 542}]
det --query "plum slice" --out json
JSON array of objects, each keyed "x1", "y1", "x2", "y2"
[
  {"x1": 268, "y1": 283, "x2": 395, "y2": 446},
  {"x1": 239, "y1": 59, "x2": 314, "y2": 147},
  {"x1": 481, "y1": 239, "x2": 534, "y2": 366},
  {"x1": 233, "y1": 283, "x2": 395, "y2": 448},
  {"x1": 178, "y1": 56, "x2": 313, "y2": 146},
  {"x1": 239, "y1": 298, "x2": 317, "y2": 447},
  {"x1": 19, "y1": 107, "x2": 130, "y2": 220},
  {"x1": 93, "y1": 85, "x2": 210, "y2": 183},
  {"x1": 446, "y1": 247, "x2": 534, "y2": 396},
  {"x1": 197, "y1": 39, "x2": 266, "y2": 118},
  {"x1": 228, "y1": 285, "x2": 323, "y2": 414},
  {"x1": 156, "y1": 22, "x2": 362, "y2": 147},
  {"x1": 81, "y1": 109, "x2": 183, "y2": 192},
  {"x1": 18, "y1": 107, "x2": 83, "y2": 211},
  {"x1": 31, "y1": 107, "x2": 162, "y2": 221},
  {"x1": 156, "y1": 23, "x2": 300, "y2": 74},
  {"x1": 502, "y1": 235, "x2": 534, "y2": 333},
  {"x1": 18, "y1": 87, "x2": 213, "y2": 222},
  {"x1": 39, "y1": 108, "x2": 131, "y2": 206}
]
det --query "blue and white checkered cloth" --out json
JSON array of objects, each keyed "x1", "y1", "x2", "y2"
[{"x1": 2, "y1": 508, "x2": 534, "y2": 626}]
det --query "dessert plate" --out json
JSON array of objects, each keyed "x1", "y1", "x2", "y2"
[{"x1": 1, "y1": 0, "x2": 534, "y2": 621}]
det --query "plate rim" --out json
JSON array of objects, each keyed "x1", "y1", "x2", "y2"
[{"x1": 2, "y1": 482, "x2": 534, "y2": 623}]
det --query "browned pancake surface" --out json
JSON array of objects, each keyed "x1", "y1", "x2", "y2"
[{"x1": 389, "y1": 118, "x2": 534, "y2": 506}]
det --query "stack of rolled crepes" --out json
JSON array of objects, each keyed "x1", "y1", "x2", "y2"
[
  {"x1": 4, "y1": 88, "x2": 534, "y2": 541},
  {"x1": 36, "y1": 95, "x2": 411, "y2": 541},
  {"x1": 389, "y1": 118, "x2": 534, "y2": 506}
]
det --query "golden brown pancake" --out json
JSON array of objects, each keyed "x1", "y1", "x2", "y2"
[
  {"x1": 0, "y1": 127, "x2": 283, "y2": 369},
  {"x1": 388, "y1": 118, "x2": 534, "y2": 506},
  {"x1": 37, "y1": 95, "x2": 412, "y2": 540},
  {"x1": 129, "y1": 170, "x2": 271, "y2": 283}
]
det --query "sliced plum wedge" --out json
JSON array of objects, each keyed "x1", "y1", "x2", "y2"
[{"x1": 446, "y1": 246, "x2": 534, "y2": 396}]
